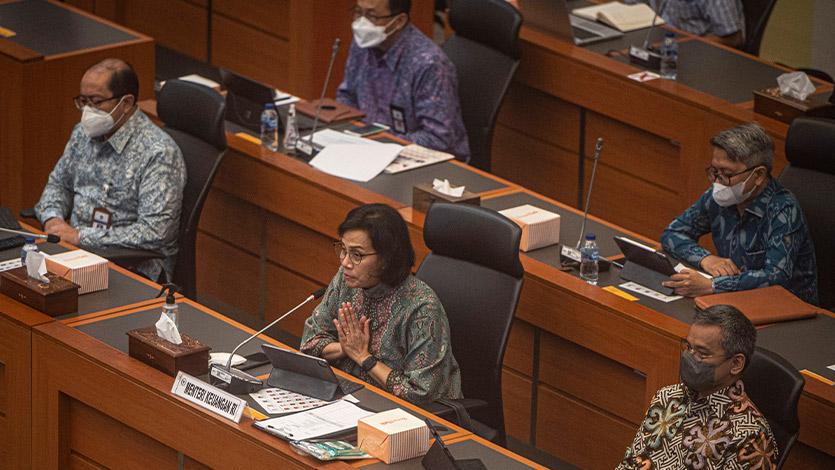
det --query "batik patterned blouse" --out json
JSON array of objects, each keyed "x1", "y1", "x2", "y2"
[
  {"x1": 617, "y1": 380, "x2": 777, "y2": 469},
  {"x1": 661, "y1": 178, "x2": 818, "y2": 305},
  {"x1": 35, "y1": 110, "x2": 185, "y2": 281},
  {"x1": 336, "y1": 23, "x2": 470, "y2": 161},
  {"x1": 300, "y1": 268, "x2": 463, "y2": 404}
]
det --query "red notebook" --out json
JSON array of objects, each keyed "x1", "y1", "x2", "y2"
[{"x1": 695, "y1": 285, "x2": 818, "y2": 325}]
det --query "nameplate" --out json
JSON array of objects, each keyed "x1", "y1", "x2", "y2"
[
  {"x1": 171, "y1": 371, "x2": 246, "y2": 423},
  {"x1": 560, "y1": 245, "x2": 582, "y2": 262}
]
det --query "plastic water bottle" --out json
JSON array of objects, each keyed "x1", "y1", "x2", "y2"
[
  {"x1": 260, "y1": 103, "x2": 279, "y2": 151},
  {"x1": 20, "y1": 236, "x2": 38, "y2": 264},
  {"x1": 580, "y1": 233, "x2": 599, "y2": 285},
  {"x1": 660, "y1": 32, "x2": 678, "y2": 80},
  {"x1": 283, "y1": 103, "x2": 299, "y2": 151}
]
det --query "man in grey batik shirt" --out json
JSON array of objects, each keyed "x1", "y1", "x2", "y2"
[{"x1": 35, "y1": 58, "x2": 185, "y2": 282}]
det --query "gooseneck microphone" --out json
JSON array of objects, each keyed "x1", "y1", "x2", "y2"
[
  {"x1": 561, "y1": 138, "x2": 604, "y2": 265},
  {"x1": 629, "y1": 0, "x2": 668, "y2": 70},
  {"x1": 210, "y1": 287, "x2": 327, "y2": 394},
  {"x1": 297, "y1": 38, "x2": 341, "y2": 159},
  {"x1": 0, "y1": 227, "x2": 60, "y2": 243}
]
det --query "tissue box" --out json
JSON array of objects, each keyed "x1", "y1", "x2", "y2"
[
  {"x1": 753, "y1": 87, "x2": 834, "y2": 124},
  {"x1": 0, "y1": 266, "x2": 79, "y2": 316},
  {"x1": 499, "y1": 204, "x2": 561, "y2": 252},
  {"x1": 358, "y1": 409, "x2": 431, "y2": 464},
  {"x1": 127, "y1": 326, "x2": 211, "y2": 377},
  {"x1": 45, "y1": 249, "x2": 108, "y2": 294},
  {"x1": 412, "y1": 183, "x2": 480, "y2": 213}
]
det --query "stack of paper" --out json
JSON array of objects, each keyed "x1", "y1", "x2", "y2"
[
  {"x1": 254, "y1": 400, "x2": 375, "y2": 441},
  {"x1": 573, "y1": 1, "x2": 664, "y2": 32},
  {"x1": 309, "y1": 143, "x2": 403, "y2": 182}
]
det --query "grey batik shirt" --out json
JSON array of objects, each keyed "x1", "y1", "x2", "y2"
[{"x1": 36, "y1": 110, "x2": 186, "y2": 281}]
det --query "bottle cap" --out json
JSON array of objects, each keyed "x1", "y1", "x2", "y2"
[
  {"x1": 156, "y1": 283, "x2": 180, "y2": 305},
  {"x1": 24, "y1": 236, "x2": 36, "y2": 243},
  {"x1": 585, "y1": 233, "x2": 596, "y2": 240},
  {"x1": 665, "y1": 31, "x2": 675, "y2": 38},
  {"x1": 264, "y1": 102, "x2": 276, "y2": 109}
]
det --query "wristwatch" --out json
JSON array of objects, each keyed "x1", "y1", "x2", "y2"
[{"x1": 360, "y1": 355, "x2": 378, "y2": 373}]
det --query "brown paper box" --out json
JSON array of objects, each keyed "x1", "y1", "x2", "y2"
[{"x1": 358, "y1": 409, "x2": 430, "y2": 464}]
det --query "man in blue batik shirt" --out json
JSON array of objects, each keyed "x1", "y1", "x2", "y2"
[
  {"x1": 661, "y1": 123, "x2": 818, "y2": 305},
  {"x1": 337, "y1": 0, "x2": 470, "y2": 161},
  {"x1": 35, "y1": 59, "x2": 185, "y2": 282},
  {"x1": 627, "y1": 0, "x2": 745, "y2": 48}
]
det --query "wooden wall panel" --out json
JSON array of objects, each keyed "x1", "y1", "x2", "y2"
[
  {"x1": 264, "y1": 263, "x2": 324, "y2": 340},
  {"x1": 503, "y1": 319, "x2": 534, "y2": 377},
  {"x1": 538, "y1": 332, "x2": 645, "y2": 426},
  {"x1": 502, "y1": 369, "x2": 533, "y2": 443},
  {"x1": 198, "y1": 188, "x2": 262, "y2": 256},
  {"x1": 536, "y1": 384, "x2": 635, "y2": 470},
  {"x1": 121, "y1": 0, "x2": 208, "y2": 60},
  {"x1": 264, "y1": 212, "x2": 337, "y2": 286},
  {"x1": 213, "y1": 0, "x2": 290, "y2": 39},
  {"x1": 495, "y1": 83, "x2": 581, "y2": 153},
  {"x1": 195, "y1": 233, "x2": 261, "y2": 325},
  {"x1": 492, "y1": 125, "x2": 580, "y2": 206},
  {"x1": 211, "y1": 13, "x2": 290, "y2": 91},
  {"x1": 0, "y1": 317, "x2": 33, "y2": 469}
]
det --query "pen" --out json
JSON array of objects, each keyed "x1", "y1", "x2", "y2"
[{"x1": 266, "y1": 424, "x2": 293, "y2": 438}]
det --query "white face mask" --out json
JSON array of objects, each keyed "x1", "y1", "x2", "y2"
[
  {"x1": 712, "y1": 171, "x2": 757, "y2": 207},
  {"x1": 80, "y1": 96, "x2": 126, "y2": 138},
  {"x1": 351, "y1": 16, "x2": 397, "y2": 49}
]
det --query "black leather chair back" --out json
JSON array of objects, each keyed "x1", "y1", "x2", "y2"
[
  {"x1": 742, "y1": 347, "x2": 804, "y2": 468},
  {"x1": 157, "y1": 79, "x2": 227, "y2": 298},
  {"x1": 742, "y1": 0, "x2": 778, "y2": 56},
  {"x1": 442, "y1": 0, "x2": 522, "y2": 171},
  {"x1": 779, "y1": 117, "x2": 835, "y2": 309},
  {"x1": 416, "y1": 203, "x2": 524, "y2": 444}
]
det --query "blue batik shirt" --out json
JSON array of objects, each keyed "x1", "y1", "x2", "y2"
[
  {"x1": 35, "y1": 110, "x2": 186, "y2": 282},
  {"x1": 627, "y1": 0, "x2": 745, "y2": 37},
  {"x1": 337, "y1": 23, "x2": 470, "y2": 161},
  {"x1": 661, "y1": 178, "x2": 818, "y2": 304}
]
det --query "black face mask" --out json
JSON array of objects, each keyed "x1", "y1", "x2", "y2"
[{"x1": 679, "y1": 350, "x2": 718, "y2": 393}]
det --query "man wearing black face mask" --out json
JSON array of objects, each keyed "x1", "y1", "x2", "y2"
[
  {"x1": 617, "y1": 305, "x2": 777, "y2": 469},
  {"x1": 35, "y1": 59, "x2": 185, "y2": 282},
  {"x1": 660, "y1": 123, "x2": 817, "y2": 304}
]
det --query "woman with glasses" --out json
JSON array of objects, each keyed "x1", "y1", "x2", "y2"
[
  {"x1": 300, "y1": 203, "x2": 462, "y2": 404},
  {"x1": 660, "y1": 123, "x2": 817, "y2": 304}
]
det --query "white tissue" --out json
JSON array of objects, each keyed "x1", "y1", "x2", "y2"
[
  {"x1": 25, "y1": 251, "x2": 50, "y2": 283},
  {"x1": 155, "y1": 312, "x2": 183, "y2": 345},
  {"x1": 777, "y1": 71, "x2": 816, "y2": 101},
  {"x1": 432, "y1": 178, "x2": 465, "y2": 198}
]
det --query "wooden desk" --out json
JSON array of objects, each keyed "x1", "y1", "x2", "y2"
[
  {"x1": 0, "y1": 0, "x2": 154, "y2": 216},
  {"x1": 0, "y1": 235, "x2": 166, "y2": 468},
  {"x1": 32, "y1": 298, "x2": 543, "y2": 469},
  {"x1": 492, "y1": 7, "x2": 833, "y2": 241},
  {"x1": 144, "y1": 101, "x2": 835, "y2": 468}
]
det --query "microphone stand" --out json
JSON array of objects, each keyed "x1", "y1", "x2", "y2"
[
  {"x1": 297, "y1": 38, "x2": 341, "y2": 159},
  {"x1": 561, "y1": 138, "x2": 604, "y2": 265},
  {"x1": 628, "y1": 0, "x2": 668, "y2": 71},
  {"x1": 0, "y1": 227, "x2": 60, "y2": 244}
]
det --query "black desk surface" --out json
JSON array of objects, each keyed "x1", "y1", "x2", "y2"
[
  {"x1": 1, "y1": 243, "x2": 159, "y2": 319},
  {"x1": 363, "y1": 438, "x2": 536, "y2": 469},
  {"x1": 0, "y1": 0, "x2": 137, "y2": 56},
  {"x1": 757, "y1": 314, "x2": 835, "y2": 383}
]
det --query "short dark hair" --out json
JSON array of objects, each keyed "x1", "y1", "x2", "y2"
[
  {"x1": 338, "y1": 203, "x2": 414, "y2": 286},
  {"x1": 388, "y1": 0, "x2": 411, "y2": 15},
  {"x1": 694, "y1": 305, "x2": 757, "y2": 372},
  {"x1": 91, "y1": 58, "x2": 139, "y2": 100}
]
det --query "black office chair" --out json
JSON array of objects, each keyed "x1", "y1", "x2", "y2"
[
  {"x1": 441, "y1": 0, "x2": 522, "y2": 171},
  {"x1": 416, "y1": 203, "x2": 524, "y2": 446},
  {"x1": 742, "y1": 347, "x2": 804, "y2": 468},
  {"x1": 741, "y1": 0, "x2": 778, "y2": 56},
  {"x1": 778, "y1": 117, "x2": 835, "y2": 309},
  {"x1": 156, "y1": 79, "x2": 227, "y2": 299}
]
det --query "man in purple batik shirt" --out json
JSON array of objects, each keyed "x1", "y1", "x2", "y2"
[{"x1": 337, "y1": 0, "x2": 470, "y2": 161}]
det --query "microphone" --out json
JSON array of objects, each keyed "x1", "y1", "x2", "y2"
[
  {"x1": 561, "y1": 138, "x2": 605, "y2": 265},
  {"x1": 209, "y1": 287, "x2": 327, "y2": 394},
  {"x1": 0, "y1": 227, "x2": 60, "y2": 243},
  {"x1": 296, "y1": 38, "x2": 341, "y2": 159},
  {"x1": 628, "y1": 0, "x2": 667, "y2": 71}
]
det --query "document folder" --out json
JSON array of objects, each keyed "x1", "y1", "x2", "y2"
[{"x1": 695, "y1": 285, "x2": 818, "y2": 325}]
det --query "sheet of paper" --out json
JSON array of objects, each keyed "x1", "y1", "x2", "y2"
[
  {"x1": 250, "y1": 388, "x2": 331, "y2": 415},
  {"x1": 309, "y1": 128, "x2": 383, "y2": 148},
  {"x1": 619, "y1": 281, "x2": 683, "y2": 303},
  {"x1": 255, "y1": 400, "x2": 375, "y2": 441},
  {"x1": 674, "y1": 263, "x2": 713, "y2": 279},
  {"x1": 628, "y1": 71, "x2": 660, "y2": 82},
  {"x1": 178, "y1": 74, "x2": 221, "y2": 89},
  {"x1": 309, "y1": 143, "x2": 403, "y2": 182}
]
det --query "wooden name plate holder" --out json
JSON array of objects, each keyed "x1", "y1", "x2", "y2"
[
  {"x1": 0, "y1": 266, "x2": 79, "y2": 316},
  {"x1": 127, "y1": 326, "x2": 211, "y2": 377}
]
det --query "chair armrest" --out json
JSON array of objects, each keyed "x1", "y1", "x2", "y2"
[
  {"x1": 89, "y1": 246, "x2": 164, "y2": 263},
  {"x1": 422, "y1": 398, "x2": 488, "y2": 429}
]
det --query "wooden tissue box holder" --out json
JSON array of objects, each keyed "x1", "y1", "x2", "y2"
[
  {"x1": 0, "y1": 266, "x2": 79, "y2": 316},
  {"x1": 753, "y1": 87, "x2": 834, "y2": 124},
  {"x1": 127, "y1": 326, "x2": 211, "y2": 377},
  {"x1": 412, "y1": 183, "x2": 481, "y2": 213}
]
